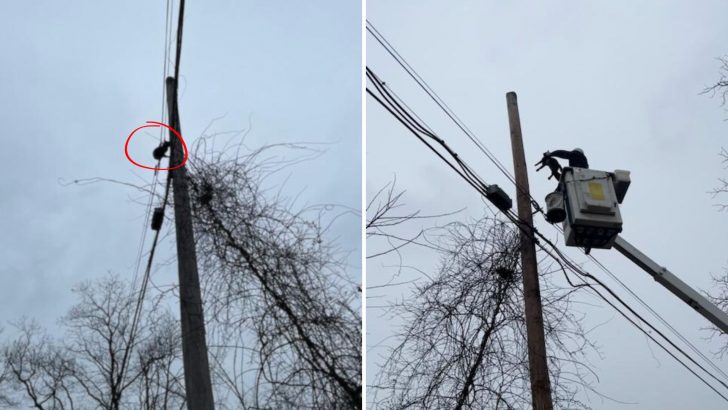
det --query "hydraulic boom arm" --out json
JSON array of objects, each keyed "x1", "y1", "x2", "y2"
[{"x1": 613, "y1": 236, "x2": 728, "y2": 334}]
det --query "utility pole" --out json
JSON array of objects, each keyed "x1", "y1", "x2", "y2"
[
  {"x1": 506, "y1": 91, "x2": 554, "y2": 410},
  {"x1": 165, "y1": 76, "x2": 216, "y2": 410}
]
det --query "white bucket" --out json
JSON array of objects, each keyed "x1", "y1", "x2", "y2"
[{"x1": 545, "y1": 192, "x2": 566, "y2": 223}]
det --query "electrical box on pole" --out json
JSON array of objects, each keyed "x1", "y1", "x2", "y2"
[{"x1": 485, "y1": 184, "x2": 513, "y2": 212}]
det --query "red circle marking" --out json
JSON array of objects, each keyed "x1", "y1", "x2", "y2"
[{"x1": 124, "y1": 121, "x2": 188, "y2": 171}]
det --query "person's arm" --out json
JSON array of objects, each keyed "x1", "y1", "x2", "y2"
[{"x1": 548, "y1": 149, "x2": 573, "y2": 160}]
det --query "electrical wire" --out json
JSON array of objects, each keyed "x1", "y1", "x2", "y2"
[
  {"x1": 366, "y1": 21, "x2": 517, "y2": 188},
  {"x1": 528, "y1": 225, "x2": 728, "y2": 394},
  {"x1": 119, "y1": 0, "x2": 184, "y2": 389},
  {"x1": 367, "y1": 68, "x2": 492, "y2": 199},
  {"x1": 173, "y1": 0, "x2": 185, "y2": 86},
  {"x1": 118, "y1": 175, "x2": 172, "y2": 389},
  {"x1": 160, "y1": 0, "x2": 172, "y2": 144},
  {"x1": 587, "y1": 253, "x2": 728, "y2": 380},
  {"x1": 366, "y1": 88, "x2": 485, "y2": 197},
  {"x1": 531, "y1": 237, "x2": 728, "y2": 402},
  {"x1": 367, "y1": 20, "x2": 549, "y2": 217},
  {"x1": 548, "y1": 222, "x2": 728, "y2": 382},
  {"x1": 129, "y1": 0, "x2": 186, "y2": 360},
  {"x1": 131, "y1": 0, "x2": 172, "y2": 297}
]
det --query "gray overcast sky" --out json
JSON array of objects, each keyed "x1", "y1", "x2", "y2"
[
  {"x1": 367, "y1": 1, "x2": 728, "y2": 409},
  {"x1": 0, "y1": 0, "x2": 360, "y2": 339}
]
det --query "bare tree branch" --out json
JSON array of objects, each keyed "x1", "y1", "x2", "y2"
[
  {"x1": 3, "y1": 319, "x2": 76, "y2": 410},
  {"x1": 702, "y1": 56, "x2": 728, "y2": 107}
]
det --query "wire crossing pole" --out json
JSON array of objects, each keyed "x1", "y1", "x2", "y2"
[
  {"x1": 506, "y1": 91, "x2": 554, "y2": 410},
  {"x1": 166, "y1": 76, "x2": 216, "y2": 410}
]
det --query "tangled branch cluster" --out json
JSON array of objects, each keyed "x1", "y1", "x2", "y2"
[{"x1": 186, "y1": 140, "x2": 361, "y2": 409}]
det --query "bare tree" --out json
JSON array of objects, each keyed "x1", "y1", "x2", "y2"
[
  {"x1": 3, "y1": 319, "x2": 76, "y2": 410},
  {"x1": 63, "y1": 274, "x2": 141, "y2": 409},
  {"x1": 705, "y1": 56, "x2": 728, "y2": 344},
  {"x1": 1, "y1": 280, "x2": 188, "y2": 410},
  {"x1": 704, "y1": 56, "x2": 728, "y2": 208},
  {"x1": 709, "y1": 148, "x2": 728, "y2": 211},
  {"x1": 708, "y1": 273, "x2": 728, "y2": 351},
  {"x1": 0, "y1": 329, "x2": 16, "y2": 408},
  {"x1": 185, "y1": 138, "x2": 361, "y2": 409},
  {"x1": 133, "y1": 311, "x2": 186, "y2": 410},
  {"x1": 62, "y1": 274, "x2": 182, "y2": 410},
  {"x1": 370, "y1": 217, "x2": 596, "y2": 409},
  {"x1": 1, "y1": 276, "x2": 186, "y2": 410}
]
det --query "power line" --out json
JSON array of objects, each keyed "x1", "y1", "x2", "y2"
[
  {"x1": 368, "y1": 19, "x2": 552, "y2": 220},
  {"x1": 131, "y1": 0, "x2": 185, "y2": 339},
  {"x1": 120, "y1": 0, "x2": 179, "y2": 389},
  {"x1": 366, "y1": 21, "x2": 517, "y2": 188},
  {"x1": 531, "y1": 228, "x2": 728, "y2": 394},
  {"x1": 367, "y1": 67, "x2": 492, "y2": 199},
  {"x1": 366, "y1": 86, "x2": 485, "y2": 197},
  {"x1": 130, "y1": 0, "x2": 173, "y2": 296},
  {"x1": 535, "y1": 241, "x2": 728, "y2": 402},
  {"x1": 119, "y1": 175, "x2": 172, "y2": 386},
  {"x1": 573, "y1": 228, "x2": 728, "y2": 381},
  {"x1": 173, "y1": 0, "x2": 185, "y2": 87},
  {"x1": 537, "y1": 221, "x2": 728, "y2": 384}
]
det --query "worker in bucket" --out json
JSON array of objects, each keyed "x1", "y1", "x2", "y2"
[
  {"x1": 535, "y1": 148, "x2": 589, "y2": 224},
  {"x1": 544, "y1": 148, "x2": 589, "y2": 169}
]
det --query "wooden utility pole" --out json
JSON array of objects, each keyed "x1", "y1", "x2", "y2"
[
  {"x1": 165, "y1": 76, "x2": 216, "y2": 410},
  {"x1": 506, "y1": 91, "x2": 553, "y2": 410}
]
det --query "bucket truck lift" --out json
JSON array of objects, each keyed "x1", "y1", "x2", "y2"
[{"x1": 542, "y1": 165, "x2": 728, "y2": 334}]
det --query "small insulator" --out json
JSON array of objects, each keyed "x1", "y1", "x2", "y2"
[{"x1": 151, "y1": 207, "x2": 164, "y2": 231}]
